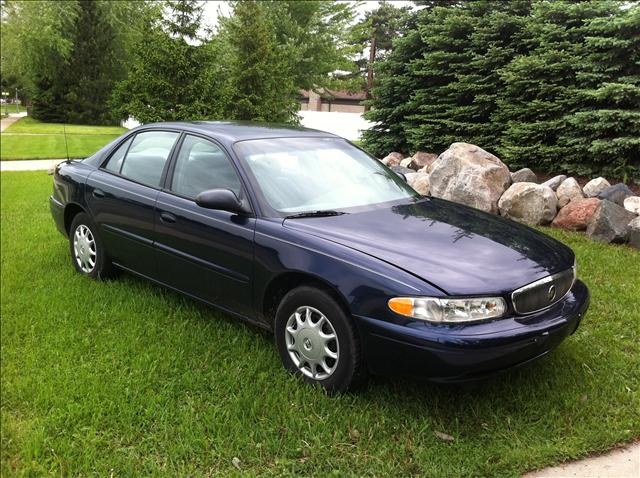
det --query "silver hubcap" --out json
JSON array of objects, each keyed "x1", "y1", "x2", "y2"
[
  {"x1": 285, "y1": 306, "x2": 339, "y2": 380},
  {"x1": 73, "y1": 224, "x2": 96, "y2": 273}
]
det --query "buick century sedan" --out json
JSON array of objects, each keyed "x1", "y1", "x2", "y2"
[{"x1": 50, "y1": 122, "x2": 589, "y2": 392}]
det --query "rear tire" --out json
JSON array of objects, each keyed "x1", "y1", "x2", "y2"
[
  {"x1": 69, "y1": 212, "x2": 116, "y2": 280},
  {"x1": 275, "y1": 286, "x2": 367, "y2": 393}
]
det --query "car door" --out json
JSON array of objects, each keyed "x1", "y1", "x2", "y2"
[
  {"x1": 154, "y1": 134, "x2": 255, "y2": 317},
  {"x1": 86, "y1": 130, "x2": 180, "y2": 278}
]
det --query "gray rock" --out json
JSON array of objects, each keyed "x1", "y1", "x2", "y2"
[
  {"x1": 623, "y1": 196, "x2": 640, "y2": 215},
  {"x1": 429, "y1": 142, "x2": 512, "y2": 214},
  {"x1": 583, "y1": 177, "x2": 611, "y2": 197},
  {"x1": 511, "y1": 168, "x2": 538, "y2": 184},
  {"x1": 391, "y1": 165, "x2": 414, "y2": 176},
  {"x1": 628, "y1": 216, "x2": 640, "y2": 249},
  {"x1": 540, "y1": 175, "x2": 567, "y2": 191},
  {"x1": 556, "y1": 177, "x2": 584, "y2": 208},
  {"x1": 586, "y1": 200, "x2": 636, "y2": 243},
  {"x1": 381, "y1": 152, "x2": 404, "y2": 167},
  {"x1": 498, "y1": 182, "x2": 558, "y2": 225},
  {"x1": 406, "y1": 172, "x2": 430, "y2": 195},
  {"x1": 597, "y1": 183, "x2": 634, "y2": 206}
]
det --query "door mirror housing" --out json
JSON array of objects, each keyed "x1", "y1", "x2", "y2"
[{"x1": 195, "y1": 189, "x2": 250, "y2": 215}]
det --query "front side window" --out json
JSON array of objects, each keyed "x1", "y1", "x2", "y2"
[
  {"x1": 234, "y1": 137, "x2": 418, "y2": 214},
  {"x1": 113, "y1": 131, "x2": 179, "y2": 187},
  {"x1": 170, "y1": 135, "x2": 242, "y2": 199}
]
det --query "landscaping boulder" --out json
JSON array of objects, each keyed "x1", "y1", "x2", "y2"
[
  {"x1": 511, "y1": 168, "x2": 538, "y2": 184},
  {"x1": 399, "y1": 157, "x2": 416, "y2": 169},
  {"x1": 429, "y1": 142, "x2": 512, "y2": 214},
  {"x1": 583, "y1": 177, "x2": 611, "y2": 197},
  {"x1": 586, "y1": 200, "x2": 636, "y2": 243},
  {"x1": 628, "y1": 216, "x2": 640, "y2": 249},
  {"x1": 556, "y1": 177, "x2": 584, "y2": 208},
  {"x1": 498, "y1": 182, "x2": 558, "y2": 225},
  {"x1": 597, "y1": 183, "x2": 634, "y2": 206},
  {"x1": 552, "y1": 198, "x2": 600, "y2": 231},
  {"x1": 406, "y1": 172, "x2": 430, "y2": 195},
  {"x1": 381, "y1": 152, "x2": 404, "y2": 166},
  {"x1": 623, "y1": 196, "x2": 640, "y2": 215},
  {"x1": 410, "y1": 151, "x2": 438, "y2": 172},
  {"x1": 540, "y1": 175, "x2": 566, "y2": 191}
]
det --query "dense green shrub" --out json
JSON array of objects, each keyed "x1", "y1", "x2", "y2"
[{"x1": 363, "y1": 0, "x2": 639, "y2": 182}]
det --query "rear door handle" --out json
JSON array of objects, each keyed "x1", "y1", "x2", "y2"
[
  {"x1": 160, "y1": 212, "x2": 177, "y2": 224},
  {"x1": 92, "y1": 189, "x2": 105, "y2": 198}
]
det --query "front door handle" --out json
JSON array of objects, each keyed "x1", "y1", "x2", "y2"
[
  {"x1": 92, "y1": 189, "x2": 105, "y2": 198},
  {"x1": 160, "y1": 211, "x2": 177, "y2": 224}
]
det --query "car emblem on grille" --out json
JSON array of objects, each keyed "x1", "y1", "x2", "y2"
[{"x1": 547, "y1": 284, "x2": 557, "y2": 302}]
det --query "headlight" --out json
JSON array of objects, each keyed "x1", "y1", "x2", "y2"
[{"x1": 388, "y1": 296, "x2": 507, "y2": 323}]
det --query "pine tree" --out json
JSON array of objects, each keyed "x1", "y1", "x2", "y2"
[
  {"x1": 495, "y1": 0, "x2": 623, "y2": 173},
  {"x1": 222, "y1": 1, "x2": 297, "y2": 122},
  {"x1": 111, "y1": 0, "x2": 222, "y2": 123},
  {"x1": 64, "y1": 0, "x2": 120, "y2": 125},
  {"x1": 562, "y1": 3, "x2": 640, "y2": 182}
]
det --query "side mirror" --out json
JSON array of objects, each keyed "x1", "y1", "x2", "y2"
[{"x1": 195, "y1": 189, "x2": 251, "y2": 215}]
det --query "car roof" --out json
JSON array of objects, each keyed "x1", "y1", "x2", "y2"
[{"x1": 138, "y1": 120, "x2": 339, "y2": 143}]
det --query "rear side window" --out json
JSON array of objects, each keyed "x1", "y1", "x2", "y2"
[
  {"x1": 104, "y1": 137, "x2": 132, "y2": 174},
  {"x1": 170, "y1": 135, "x2": 242, "y2": 199},
  {"x1": 105, "y1": 131, "x2": 179, "y2": 188}
]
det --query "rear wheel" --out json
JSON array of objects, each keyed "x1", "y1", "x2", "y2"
[
  {"x1": 275, "y1": 286, "x2": 366, "y2": 393},
  {"x1": 69, "y1": 213, "x2": 116, "y2": 280}
]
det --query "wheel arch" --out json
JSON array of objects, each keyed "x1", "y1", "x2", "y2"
[
  {"x1": 262, "y1": 271, "x2": 352, "y2": 330},
  {"x1": 64, "y1": 203, "x2": 87, "y2": 235}
]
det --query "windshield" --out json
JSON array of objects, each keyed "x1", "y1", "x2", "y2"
[{"x1": 234, "y1": 137, "x2": 419, "y2": 214}]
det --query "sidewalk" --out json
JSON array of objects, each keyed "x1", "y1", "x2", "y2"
[
  {"x1": 0, "y1": 159, "x2": 65, "y2": 172},
  {"x1": 0, "y1": 111, "x2": 28, "y2": 132},
  {"x1": 524, "y1": 442, "x2": 639, "y2": 477}
]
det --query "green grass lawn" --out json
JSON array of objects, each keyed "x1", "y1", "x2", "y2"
[
  {"x1": 1, "y1": 117, "x2": 125, "y2": 160},
  {"x1": 1, "y1": 172, "x2": 638, "y2": 477}
]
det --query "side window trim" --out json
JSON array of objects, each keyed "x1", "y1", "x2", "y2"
[{"x1": 98, "y1": 129, "x2": 183, "y2": 191}]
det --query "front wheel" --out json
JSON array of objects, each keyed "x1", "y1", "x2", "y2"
[
  {"x1": 275, "y1": 286, "x2": 367, "y2": 393},
  {"x1": 69, "y1": 212, "x2": 116, "y2": 280}
]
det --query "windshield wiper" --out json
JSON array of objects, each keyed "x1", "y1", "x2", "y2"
[{"x1": 284, "y1": 210, "x2": 347, "y2": 219}]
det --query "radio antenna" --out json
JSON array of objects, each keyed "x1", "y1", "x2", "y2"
[{"x1": 63, "y1": 123, "x2": 70, "y2": 161}]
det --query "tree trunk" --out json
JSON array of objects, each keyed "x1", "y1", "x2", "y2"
[{"x1": 365, "y1": 32, "x2": 376, "y2": 112}]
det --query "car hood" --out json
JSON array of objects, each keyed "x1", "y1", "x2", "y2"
[{"x1": 283, "y1": 198, "x2": 574, "y2": 295}]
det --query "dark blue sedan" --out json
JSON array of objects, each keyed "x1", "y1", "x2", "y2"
[{"x1": 50, "y1": 121, "x2": 589, "y2": 392}]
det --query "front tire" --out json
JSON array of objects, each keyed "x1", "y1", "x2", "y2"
[
  {"x1": 69, "y1": 212, "x2": 115, "y2": 280},
  {"x1": 275, "y1": 286, "x2": 366, "y2": 393}
]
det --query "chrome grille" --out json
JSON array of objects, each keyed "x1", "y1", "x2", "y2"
[{"x1": 511, "y1": 268, "x2": 575, "y2": 314}]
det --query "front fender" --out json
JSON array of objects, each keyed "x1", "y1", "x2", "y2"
[{"x1": 253, "y1": 219, "x2": 441, "y2": 324}]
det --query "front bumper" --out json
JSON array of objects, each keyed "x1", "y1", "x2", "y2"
[{"x1": 354, "y1": 279, "x2": 590, "y2": 382}]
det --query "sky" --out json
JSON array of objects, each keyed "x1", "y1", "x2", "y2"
[{"x1": 200, "y1": 1, "x2": 416, "y2": 31}]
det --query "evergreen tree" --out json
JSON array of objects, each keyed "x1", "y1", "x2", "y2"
[
  {"x1": 496, "y1": 0, "x2": 621, "y2": 173},
  {"x1": 562, "y1": 3, "x2": 640, "y2": 182},
  {"x1": 64, "y1": 0, "x2": 120, "y2": 125},
  {"x1": 360, "y1": 13, "x2": 425, "y2": 156},
  {"x1": 349, "y1": 1, "x2": 411, "y2": 105},
  {"x1": 111, "y1": 0, "x2": 223, "y2": 123},
  {"x1": 221, "y1": 1, "x2": 297, "y2": 122},
  {"x1": 363, "y1": 1, "x2": 531, "y2": 157}
]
